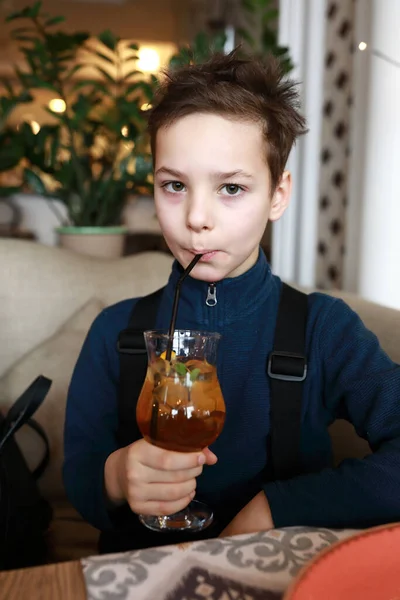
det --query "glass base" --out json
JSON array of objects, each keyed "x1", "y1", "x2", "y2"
[{"x1": 138, "y1": 500, "x2": 213, "y2": 533}]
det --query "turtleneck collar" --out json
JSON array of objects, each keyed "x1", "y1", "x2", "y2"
[{"x1": 165, "y1": 247, "x2": 276, "y2": 326}]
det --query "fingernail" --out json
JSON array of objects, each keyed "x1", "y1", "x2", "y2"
[
  {"x1": 198, "y1": 454, "x2": 206, "y2": 465},
  {"x1": 190, "y1": 490, "x2": 196, "y2": 499}
]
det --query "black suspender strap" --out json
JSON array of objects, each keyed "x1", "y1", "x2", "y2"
[
  {"x1": 267, "y1": 283, "x2": 308, "y2": 480},
  {"x1": 116, "y1": 287, "x2": 164, "y2": 448}
]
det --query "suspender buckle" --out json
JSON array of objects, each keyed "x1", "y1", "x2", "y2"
[{"x1": 268, "y1": 351, "x2": 307, "y2": 382}]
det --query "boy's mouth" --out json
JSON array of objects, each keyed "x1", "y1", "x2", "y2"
[{"x1": 188, "y1": 249, "x2": 218, "y2": 261}]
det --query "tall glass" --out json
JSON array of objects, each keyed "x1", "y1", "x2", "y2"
[{"x1": 136, "y1": 330, "x2": 226, "y2": 532}]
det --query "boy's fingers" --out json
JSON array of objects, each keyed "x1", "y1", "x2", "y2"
[
  {"x1": 203, "y1": 447, "x2": 218, "y2": 465},
  {"x1": 130, "y1": 479, "x2": 196, "y2": 504},
  {"x1": 142, "y1": 465, "x2": 203, "y2": 483},
  {"x1": 131, "y1": 493, "x2": 195, "y2": 516},
  {"x1": 134, "y1": 440, "x2": 205, "y2": 471}
]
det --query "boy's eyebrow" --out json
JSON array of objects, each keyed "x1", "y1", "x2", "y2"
[
  {"x1": 155, "y1": 167, "x2": 254, "y2": 180},
  {"x1": 155, "y1": 167, "x2": 186, "y2": 178}
]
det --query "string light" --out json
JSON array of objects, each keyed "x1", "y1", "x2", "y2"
[
  {"x1": 49, "y1": 98, "x2": 66, "y2": 113},
  {"x1": 30, "y1": 120, "x2": 40, "y2": 134},
  {"x1": 358, "y1": 42, "x2": 367, "y2": 51},
  {"x1": 137, "y1": 48, "x2": 160, "y2": 73}
]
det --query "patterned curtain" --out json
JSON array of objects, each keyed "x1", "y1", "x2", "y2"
[{"x1": 316, "y1": 0, "x2": 356, "y2": 289}]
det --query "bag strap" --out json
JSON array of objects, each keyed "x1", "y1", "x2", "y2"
[
  {"x1": 267, "y1": 283, "x2": 308, "y2": 480},
  {"x1": 0, "y1": 375, "x2": 52, "y2": 454},
  {"x1": 117, "y1": 288, "x2": 165, "y2": 447},
  {"x1": 25, "y1": 419, "x2": 51, "y2": 480}
]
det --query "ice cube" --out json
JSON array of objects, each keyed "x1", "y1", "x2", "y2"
[{"x1": 153, "y1": 379, "x2": 189, "y2": 409}]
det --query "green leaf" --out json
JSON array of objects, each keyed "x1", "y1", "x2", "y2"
[
  {"x1": 45, "y1": 15, "x2": 65, "y2": 27},
  {"x1": 24, "y1": 168, "x2": 47, "y2": 196},
  {"x1": 95, "y1": 65, "x2": 115, "y2": 84},
  {"x1": 98, "y1": 29, "x2": 118, "y2": 51},
  {"x1": 72, "y1": 80, "x2": 112, "y2": 96},
  {"x1": 123, "y1": 54, "x2": 139, "y2": 65},
  {"x1": 123, "y1": 70, "x2": 142, "y2": 81},
  {"x1": 1, "y1": 78, "x2": 14, "y2": 96},
  {"x1": 242, "y1": 0, "x2": 256, "y2": 12},
  {"x1": 261, "y1": 28, "x2": 278, "y2": 48},
  {"x1": 6, "y1": 13, "x2": 22, "y2": 22},
  {"x1": 139, "y1": 81, "x2": 154, "y2": 101},
  {"x1": 65, "y1": 64, "x2": 84, "y2": 79},
  {"x1": 263, "y1": 8, "x2": 279, "y2": 22},
  {"x1": 211, "y1": 31, "x2": 227, "y2": 52},
  {"x1": 93, "y1": 50, "x2": 115, "y2": 65},
  {"x1": 6, "y1": 7, "x2": 31, "y2": 22},
  {"x1": 134, "y1": 155, "x2": 152, "y2": 183},
  {"x1": 174, "y1": 362, "x2": 187, "y2": 376},
  {"x1": 49, "y1": 135, "x2": 60, "y2": 168},
  {"x1": 0, "y1": 136, "x2": 24, "y2": 170},
  {"x1": 30, "y1": 1, "x2": 42, "y2": 18},
  {"x1": 30, "y1": 78, "x2": 60, "y2": 92},
  {"x1": 190, "y1": 368, "x2": 201, "y2": 382},
  {"x1": 70, "y1": 94, "x2": 92, "y2": 125},
  {"x1": 237, "y1": 27, "x2": 256, "y2": 48}
]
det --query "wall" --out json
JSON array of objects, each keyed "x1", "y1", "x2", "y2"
[
  {"x1": 356, "y1": 0, "x2": 400, "y2": 310},
  {"x1": 0, "y1": 0, "x2": 189, "y2": 77}
]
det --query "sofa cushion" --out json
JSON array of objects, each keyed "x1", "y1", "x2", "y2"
[
  {"x1": 0, "y1": 239, "x2": 173, "y2": 378},
  {"x1": 0, "y1": 298, "x2": 104, "y2": 501}
]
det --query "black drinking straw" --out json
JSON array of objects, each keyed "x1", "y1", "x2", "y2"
[
  {"x1": 165, "y1": 253, "x2": 203, "y2": 361},
  {"x1": 150, "y1": 253, "x2": 203, "y2": 444}
]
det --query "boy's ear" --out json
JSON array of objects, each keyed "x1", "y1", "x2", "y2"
[{"x1": 268, "y1": 171, "x2": 292, "y2": 221}]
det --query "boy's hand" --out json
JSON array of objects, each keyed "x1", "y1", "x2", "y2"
[{"x1": 104, "y1": 439, "x2": 217, "y2": 516}]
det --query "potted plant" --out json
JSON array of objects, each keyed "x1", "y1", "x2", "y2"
[
  {"x1": 1, "y1": 0, "x2": 292, "y2": 256},
  {"x1": 0, "y1": 82, "x2": 33, "y2": 234},
  {"x1": 168, "y1": 0, "x2": 292, "y2": 73},
  {"x1": 236, "y1": 0, "x2": 293, "y2": 73},
  {"x1": 3, "y1": 1, "x2": 153, "y2": 257}
]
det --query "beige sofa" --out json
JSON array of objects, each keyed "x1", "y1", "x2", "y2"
[{"x1": 1, "y1": 239, "x2": 399, "y2": 562}]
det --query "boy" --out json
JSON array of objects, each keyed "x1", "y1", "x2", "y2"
[{"x1": 64, "y1": 51, "x2": 400, "y2": 554}]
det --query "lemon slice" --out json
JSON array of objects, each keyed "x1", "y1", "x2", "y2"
[{"x1": 160, "y1": 350, "x2": 176, "y2": 360}]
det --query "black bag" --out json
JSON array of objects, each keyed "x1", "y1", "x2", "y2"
[{"x1": 0, "y1": 375, "x2": 53, "y2": 571}]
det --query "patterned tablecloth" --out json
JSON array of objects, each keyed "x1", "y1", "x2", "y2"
[{"x1": 81, "y1": 526, "x2": 358, "y2": 600}]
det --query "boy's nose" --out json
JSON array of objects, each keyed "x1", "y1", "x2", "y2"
[{"x1": 186, "y1": 195, "x2": 214, "y2": 232}]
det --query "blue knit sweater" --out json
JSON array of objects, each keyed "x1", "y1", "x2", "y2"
[{"x1": 64, "y1": 250, "x2": 400, "y2": 537}]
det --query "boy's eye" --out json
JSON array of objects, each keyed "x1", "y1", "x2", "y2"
[
  {"x1": 221, "y1": 184, "x2": 243, "y2": 196},
  {"x1": 164, "y1": 181, "x2": 186, "y2": 193}
]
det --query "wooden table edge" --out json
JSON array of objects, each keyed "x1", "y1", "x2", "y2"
[{"x1": 0, "y1": 559, "x2": 86, "y2": 600}]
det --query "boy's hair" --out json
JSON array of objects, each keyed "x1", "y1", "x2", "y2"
[{"x1": 148, "y1": 50, "x2": 307, "y2": 190}]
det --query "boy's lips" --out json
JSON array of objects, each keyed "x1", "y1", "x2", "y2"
[{"x1": 188, "y1": 249, "x2": 219, "y2": 261}]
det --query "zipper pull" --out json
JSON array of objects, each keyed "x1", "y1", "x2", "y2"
[{"x1": 206, "y1": 283, "x2": 217, "y2": 307}]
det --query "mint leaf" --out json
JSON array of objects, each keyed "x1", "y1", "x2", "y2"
[
  {"x1": 174, "y1": 362, "x2": 187, "y2": 376},
  {"x1": 190, "y1": 368, "x2": 201, "y2": 382}
]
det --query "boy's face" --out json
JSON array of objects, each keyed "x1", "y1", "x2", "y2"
[{"x1": 154, "y1": 113, "x2": 291, "y2": 282}]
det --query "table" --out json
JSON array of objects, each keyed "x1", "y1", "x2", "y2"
[
  {"x1": 0, "y1": 527, "x2": 358, "y2": 600},
  {"x1": 0, "y1": 560, "x2": 85, "y2": 600}
]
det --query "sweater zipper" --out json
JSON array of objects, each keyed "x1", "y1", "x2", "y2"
[{"x1": 206, "y1": 283, "x2": 217, "y2": 306}]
